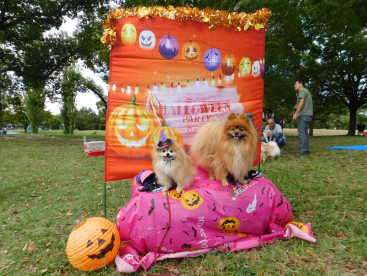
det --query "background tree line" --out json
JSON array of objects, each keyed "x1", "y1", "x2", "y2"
[{"x1": 1, "y1": 0, "x2": 366, "y2": 134}]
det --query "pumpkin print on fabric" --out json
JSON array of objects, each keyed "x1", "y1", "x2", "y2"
[
  {"x1": 66, "y1": 217, "x2": 121, "y2": 272},
  {"x1": 218, "y1": 217, "x2": 240, "y2": 235},
  {"x1": 107, "y1": 95, "x2": 160, "y2": 157},
  {"x1": 180, "y1": 190, "x2": 204, "y2": 210},
  {"x1": 121, "y1": 22, "x2": 137, "y2": 46},
  {"x1": 146, "y1": 121, "x2": 184, "y2": 148},
  {"x1": 182, "y1": 40, "x2": 201, "y2": 61},
  {"x1": 139, "y1": 29, "x2": 156, "y2": 50},
  {"x1": 162, "y1": 189, "x2": 184, "y2": 200},
  {"x1": 286, "y1": 221, "x2": 309, "y2": 234}
]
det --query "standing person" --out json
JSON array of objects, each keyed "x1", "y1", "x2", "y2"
[{"x1": 293, "y1": 78, "x2": 313, "y2": 156}]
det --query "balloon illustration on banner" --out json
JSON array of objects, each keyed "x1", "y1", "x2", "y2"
[
  {"x1": 221, "y1": 54, "x2": 236, "y2": 76},
  {"x1": 159, "y1": 34, "x2": 179, "y2": 59},
  {"x1": 107, "y1": 95, "x2": 160, "y2": 157},
  {"x1": 252, "y1": 60, "x2": 260, "y2": 77},
  {"x1": 182, "y1": 40, "x2": 201, "y2": 61},
  {"x1": 261, "y1": 59, "x2": 265, "y2": 79},
  {"x1": 139, "y1": 29, "x2": 156, "y2": 50},
  {"x1": 203, "y1": 48, "x2": 221, "y2": 71},
  {"x1": 121, "y1": 22, "x2": 137, "y2": 46},
  {"x1": 239, "y1": 57, "x2": 252, "y2": 77}
]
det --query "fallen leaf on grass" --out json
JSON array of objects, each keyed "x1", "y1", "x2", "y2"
[
  {"x1": 29, "y1": 266, "x2": 37, "y2": 273},
  {"x1": 303, "y1": 258, "x2": 316, "y2": 263},
  {"x1": 0, "y1": 265, "x2": 10, "y2": 270},
  {"x1": 66, "y1": 211, "x2": 73, "y2": 216},
  {"x1": 26, "y1": 174, "x2": 32, "y2": 177},
  {"x1": 317, "y1": 267, "x2": 324, "y2": 273},
  {"x1": 40, "y1": 268, "x2": 48, "y2": 274},
  {"x1": 345, "y1": 264, "x2": 356, "y2": 270},
  {"x1": 360, "y1": 260, "x2": 367, "y2": 267},
  {"x1": 26, "y1": 204, "x2": 31, "y2": 209},
  {"x1": 26, "y1": 247, "x2": 35, "y2": 252},
  {"x1": 307, "y1": 249, "x2": 318, "y2": 258}
]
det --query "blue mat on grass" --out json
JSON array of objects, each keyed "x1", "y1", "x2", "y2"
[{"x1": 325, "y1": 145, "x2": 367, "y2": 150}]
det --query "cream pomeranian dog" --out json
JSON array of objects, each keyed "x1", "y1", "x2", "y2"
[
  {"x1": 261, "y1": 141, "x2": 281, "y2": 164},
  {"x1": 152, "y1": 132, "x2": 196, "y2": 194},
  {"x1": 190, "y1": 112, "x2": 258, "y2": 186}
]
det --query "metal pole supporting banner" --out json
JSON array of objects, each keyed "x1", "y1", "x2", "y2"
[{"x1": 104, "y1": 182, "x2": 107, "y2": 218}]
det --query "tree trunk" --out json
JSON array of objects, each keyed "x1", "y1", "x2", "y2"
[
  {"x1": 347, "y1": 106, "x2": 357, "y2": 136},
  {"x1": 24, "y1": 125, "x2": 28, "y2": 133}
]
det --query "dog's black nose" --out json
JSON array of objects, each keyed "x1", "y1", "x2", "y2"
[
  {"x1": 234, "y1": 131, "x2": 239, "y2": 136},
  {"x1": 166, "y1": 153, "x2": 170, "y2": 157}
]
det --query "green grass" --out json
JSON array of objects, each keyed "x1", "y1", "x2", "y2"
[{"x1": 0, "y1": 131, "x2": 366, "y2": 275}]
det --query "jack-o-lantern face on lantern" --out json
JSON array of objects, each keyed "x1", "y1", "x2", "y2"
[
  {"x1": 182, "y1": 41, "x2": 201, "y2": 61},
  {"x1": 252, "y1": 60, "x2": 260, "y2": 77},
  {"x1": 203, "y1": 48, "x2": 221, "y2": 71},
  {"x1": 66, "y1": 217, "x2": 121, "y2": 272},
  {"x1": 239, "y1": 57, "x2": 251, "y2": 77},
  {"x1": 121, "y1": 22, "x2": 137, "y2": 46},
  {"x1": 107, "y1": 95, "x2": 160, "y2": 157},
  {"x1": 218, "y1": 217, "x2": 240, "y2": 235},
  {"x1": 180, "y1": 190, "x2": 204, "y2": 210},
  {"x1": 159, "y1": 34, "x2": 179, "y2": 59},
  {"x1": 221, "y1": 54, "x2": 236, "y2": 76},
  {"x1": 139, "y1": 29, "x2": 156, "y2": 50}
]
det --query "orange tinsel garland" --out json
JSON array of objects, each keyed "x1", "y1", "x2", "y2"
[{"x1": 101, "y1": 5, "x2": 271, "y2": 46}]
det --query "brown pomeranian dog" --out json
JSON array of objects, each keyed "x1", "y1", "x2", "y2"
[
  {"x1": 190, "y1": 112, "x2": 258, "y2": 186},
  {"x1": 152, "y1": 140, "x2": 196, "y2": 194}
]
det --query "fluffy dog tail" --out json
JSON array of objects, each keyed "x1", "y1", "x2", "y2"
[{"x1": 189, "y1": 120, "x2": 222, "y2": 170}]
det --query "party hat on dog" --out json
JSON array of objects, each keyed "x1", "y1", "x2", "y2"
[{"x1": 156, "y1": 130, "x2": 174, "y2": 149}]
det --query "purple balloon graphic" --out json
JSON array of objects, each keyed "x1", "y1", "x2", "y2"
[
  {"x1": 159, "y1": 35, "x2": 179, "y2": 59},
  {"x1": 261, "y1": 60, "x2": 265, "y2": 79},
  {"x1": 203, "y1": 48, "x2": 221, "y2": 71}
]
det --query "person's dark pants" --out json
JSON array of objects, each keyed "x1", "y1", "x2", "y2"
[
  {"x1": 297, "y1": 115, "x2": 312, "y2": 153},
  {"x1": 274, "y1": 133, "x2": 286, "y2": 149}
]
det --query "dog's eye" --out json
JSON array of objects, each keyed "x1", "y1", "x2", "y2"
[
  {"x1": 163, "y1": 150, "x2": 166, "y2": 153},
  {"x1": 231, "y1": 127, "x2": 235, "y2": 131},
  {"x1": 169, "y1": 150, "x2": 173, "y2": 153},
  {"x1": 239, "y1": 128, "x2": 244, "y2": 131}
]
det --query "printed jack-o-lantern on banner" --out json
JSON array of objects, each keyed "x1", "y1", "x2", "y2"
[{"x1": 102, "y1": 6, "x2": 271, "y2": 182}]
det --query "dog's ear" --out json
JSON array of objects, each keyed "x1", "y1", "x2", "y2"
[
  {"x1": 239, "y1": 113, "x2": 248, "y2": 120},
  {"x1": 227, "y1": 112, "x2": 237, "y2": 120}
]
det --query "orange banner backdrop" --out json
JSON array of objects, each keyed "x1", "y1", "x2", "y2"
[{"x1": 104, "y1": 8, "x2": 268, "y2": 182}]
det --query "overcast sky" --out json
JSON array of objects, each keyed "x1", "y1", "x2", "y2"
[{"x1": 44, "y1": 17, "x2": 108, "y2": 115}]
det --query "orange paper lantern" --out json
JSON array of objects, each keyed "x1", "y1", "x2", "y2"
[{"x1": 66, "y1": 217, "x2": 121, "y2": 272}]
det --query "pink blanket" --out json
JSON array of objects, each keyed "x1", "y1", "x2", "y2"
[{"x1": 115, "y1": 168, "x2": 316, "y2": 273}]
